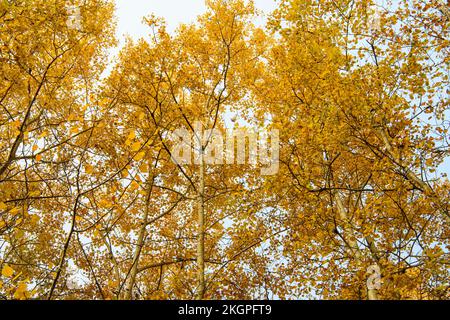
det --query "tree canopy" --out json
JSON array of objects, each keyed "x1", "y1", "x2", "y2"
[{"x1": 0, "y1": 0, "x2": 448, "y2": 300}]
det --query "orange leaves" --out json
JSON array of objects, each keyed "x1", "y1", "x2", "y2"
[
  {"x1": 0, "y1": 0, "x2": 448, "y2": 301},
  {"x1": 11, "y1": 120, "x2": 21, "y2": 128},
  {"x1": 67, "y1": 113, "x2": 78, "y2": 122},
  {"x1": 127, "y1": 131, "x2": 136, "y2": 141},
  {"x1": 0, "y1": 263, "x2": 31, "y2": 299},
  {"x1": 2, "y1": 265, "x2": 14, "y2": 278},
  {"x1": 425, "y1": 158, "x2": 434, "y2": 167},
  {"x1": 93, "y1": 225, "x2": 102, "y2": 238},
  {"x1": 13, "y1": 281, "x2": 29, "y2": 300},
  {"x1": 125, "y1": 130, "x2": 144, "y2": 154},
  {"x1": 85, "y1": 164, "x2": 94, "y2": 174},
  {"x1": 29, "y1": 215, "x2": 40, "y2": 225},
  {"x1": 98, "y1": 198, "x2": 114, "y2": 209},
  {"x1": 134, "y1": 151, "x2": 145, "y2": 161},
  {"x1": 131, "y1": 141, "x2": 141, "y2": 152},
  {"x1": 70, "y1": 126, "x2": 79, "y2": 135},
  {"x1": 139, "y1": 163, "x2": 149, "y2": 173}
]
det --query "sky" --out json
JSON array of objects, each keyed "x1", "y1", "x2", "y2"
[{"x1": 114, "y1": 0, "x2": 277, "y2": 45}]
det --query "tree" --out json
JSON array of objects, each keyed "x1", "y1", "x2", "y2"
[
  {"x1": 1, "y1": 0, "x2": 448, "y2": 300},
  {"x1": 0, "y1": 0, "x2": 115, "y2": 299},
  {"x1": 250, "y1": 0, "x2": 449, "y2": 299}
]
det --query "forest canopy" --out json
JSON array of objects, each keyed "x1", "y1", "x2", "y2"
[{"x1": 0, "y1": 0, "x2": 449, "y2": 300}]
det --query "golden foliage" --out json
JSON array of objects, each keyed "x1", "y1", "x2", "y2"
[{"x1": 0, "y1": 0, "x2": 448, "y2": 300}]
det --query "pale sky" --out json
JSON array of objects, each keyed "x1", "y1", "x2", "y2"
[{"x1": 114, "y1": 0, "x2": 277, "y2": 45}]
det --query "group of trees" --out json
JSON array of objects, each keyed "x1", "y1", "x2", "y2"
[{"x1": 0, "y1": 0, "x2": 448, "y2": 300}]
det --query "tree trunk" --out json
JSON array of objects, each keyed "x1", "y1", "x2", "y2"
[
  {"x1": 196, "y1": 149, "x2": 206, "y2": 300},
  {"x1": 124, "y1": 174, "x2": 153, "y2": 300},
  {"x1": 334, "y1": 191, "x2": 380, "y2": 300}
]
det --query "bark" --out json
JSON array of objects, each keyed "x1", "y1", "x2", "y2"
[
  {"x1": 124, "y1": 174, "x2": 154, "y2": 300},
  {"x1": 196, "y1": 149, "x2": 206, "y2": 300},
  {"x1": 334, "y1": 191, "x2": 380, "y2": 300}
]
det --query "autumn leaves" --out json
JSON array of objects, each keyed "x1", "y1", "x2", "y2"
[{"x1": 1, "y1": 0, "x2": 449, "y2": 300}]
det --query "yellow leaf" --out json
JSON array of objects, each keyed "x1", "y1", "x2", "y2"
[
  {"x1": 99, "y1": 199, "x2": 112, "y2": 208},
  {"x1": 108, "y1": 279, "x2": 118, "y2": 287},
  {"x1": 131, "y1": 141, "x2": 141, "y2": 152},
  {"x1": 0, "y1": 202, "x2": 6, "y2": 211},
  {"x1": 38, "y1": 130, "x2": 48, "y2": 139},
  {"x1": 99, "y1": 98, "x2": 109, "y2": 106},
  {"x1": 14, "y1": 282, "x2": 28, "y2": 299},
  {"x1": 135, "y1": 151, "x2": 145, "y2": 161},
  {"x1": 10, "y1": 207, "x2": 20, "y2": 215},
  {"x1": 139, "y1": 163, "x2": 149, "y2": 173},
  {"x1": 85, "y1": 164, "x2": 94, "y2": 174},
  {"x1": 32, "y1": 144, "x2": 38, "y2": 152},
  {"x1": 121, "y1": 169, "x2": 129, "y2": 178},
  {"x1": 29, "y1": 191, "x2": 40, "y2": 197},
  {"x1": 130, "y1": 181, "x2": 140, "y2": 190},
  {"x1": 127, "y1": 131, "x2": 136, "y2": 140},
  {"x1": 30, "y1": 215, "x2": 39, "y2": 225},
  {"x1": 2, "y1": 265, "x2": 14, "y2": 278},
  {"x1": 15, "y1": 229, "x2": 24, "y2": 239},
  {"x1": 16, "y1": 282, "x2": 27, "y2": 293}
]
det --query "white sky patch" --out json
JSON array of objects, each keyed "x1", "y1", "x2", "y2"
[
  {"x1": 104, "y1": 1, "x2": 277, "y2": 76},
  {"x1": 114, "y1": 0, "x2": 277, "y2": 44},
  {"x1": 115, "y1": 0, "x2": 206, "y2": 44}
]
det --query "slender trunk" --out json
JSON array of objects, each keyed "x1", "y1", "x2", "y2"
[
  {"x1": 334, "y1": 191, "x2": 380, "y2": 300},
  {"x1": 124, "y1": 175, "x2": 153, "y2": 300},
  {"x1": 196, "y1": 149, "x2": 205, "y2": 300},
  {"x1": 334, "y1": 192, "x2": 361, "y2": 259},
  {"x1": 367, "y1": 287, "x2": 379, "y2": 300},
  {"x1": 365, "y1": 235, "x2": 381, "y2": 300}
]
